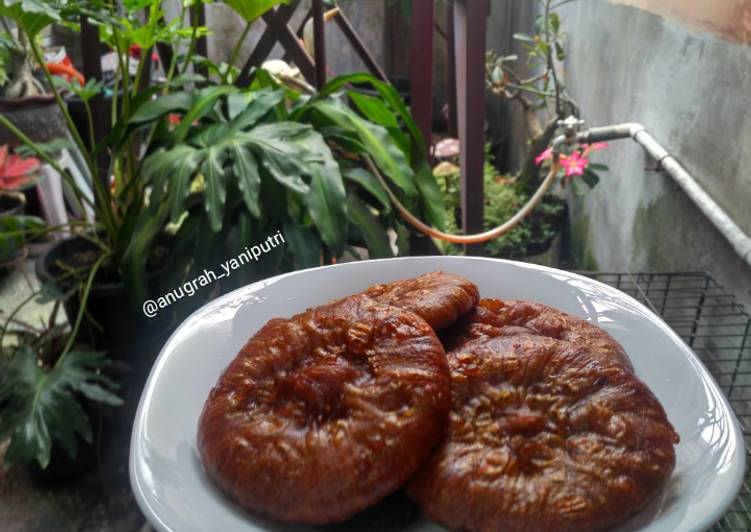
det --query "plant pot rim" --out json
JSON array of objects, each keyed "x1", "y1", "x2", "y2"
[
  {"x1": 35, "y1": 233, "x2": 167, "y2": 296},
  {"x1": 0, "y1": 94, "x2": 56, "y2": 108}
]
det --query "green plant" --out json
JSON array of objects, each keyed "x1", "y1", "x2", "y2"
[
  {"x1": 486, "y1": 0, "x2": 579, "y2": 193},
  {"x1": 0, "y1": 2, "x2": 444, "y2": 316},
  {"x1": 0, "y1": 291, "x2": 121, "y2": 469},
  {"x1": 0, "y1": 212, "x2": 44, "y2": 260},
  {"x1": 131, "y1": 70, "x2": 444, "y2": 297},
  {"x1": 435, "y1": 145, "x2": 564, "y2": 258}
]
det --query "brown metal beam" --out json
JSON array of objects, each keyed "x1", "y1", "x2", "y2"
[
  {"x1": 235, "y1": 0, "x2": 312, "y2": 87},
  {"x1": 312, "y1": 0, "x2": 326, "y2": 88},
  {"x1": 446, "y1": 0, "x2": 458, "y2": 137},
  {"x1": 410, "y1": 0, "x2": 435, "y2": 148},
  {"x1": 453, "y1": 0, "x2": 487, "y2": 255}
]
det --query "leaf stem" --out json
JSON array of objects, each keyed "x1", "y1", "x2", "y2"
[
  {"x1": 224, "y1": 21, "x2": 251, "y2": 84},
  {"x1": 58, "y1": 250, "x2": 112, "y2": 362}
]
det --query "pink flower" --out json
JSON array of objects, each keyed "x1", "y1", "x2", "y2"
[
  {"x1": 581, "y1": 142, "x2": 608, "y2": 156},
  {"x1": 562, "y1": 151, "x2": 588, "y2": 177},
  {"x1": 535, "y1": 147, "x2": 553, "y2": 165}
]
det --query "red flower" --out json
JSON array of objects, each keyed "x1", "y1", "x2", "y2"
[{"x1": 0, "y1": 145, "x2": 40, "y2": 191}]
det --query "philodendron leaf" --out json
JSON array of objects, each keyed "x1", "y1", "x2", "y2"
[
  {"x1": 172, "y1": 85, "x2": 238, "y2": 143},
  {"x1": 413, "y1": 162, "x2": 447, "y2": 231},
  {"x1": 129, "y1": 91, "x2": 195, "y2": 125},
  {"x1": 0, "y1": 0, "x2": 60, "y2": 37},
  {"x1": 229, "y1": 142, "x2": 261, "y2": 218},
  {"x1": 343, "y1": 168, "x2": 390, "y2": 212},
  {"x1": 227, "y1": 89, "x2": 285, "y2": 130},
  {"x1": 316, "y1": 72, "x2": 426, "y2": 154},
  {"x1": 0, "y1": 348, "x2": 121, "y2": 469},
  {"x1": 202, "y1": 146, "x2": 228, "y2": 232},
  {"x1": 283, "y1": 222, "x2": 321, "y2": 269},
  {"x1": 306, "y1": 99, "x2": 417, "y2": 197},
  {"x1": 306, "y1": 164, "x2": 347, "y2": 256},
  {"x1": 346, "y1": 194, "x2": 394, "y2": 259},
  {"x1": 223, "y1": 0, "x2": 289, "y2": 21},
  {"x1": 169, "y1": 152, "x2": 203, "y2": 223}
]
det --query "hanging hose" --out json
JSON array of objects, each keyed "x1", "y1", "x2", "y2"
[
  {"x1": 274, "y1": 70, "x2": 565, "y2": 246},
  {"x1": 362, "y1": 155, "x2": 562, "y2": 245}
]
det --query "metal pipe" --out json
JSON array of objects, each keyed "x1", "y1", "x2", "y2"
[{"x1": 552, "y1": 122, "x2": 751, "y2": 270}]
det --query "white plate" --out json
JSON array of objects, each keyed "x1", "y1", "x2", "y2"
[{"x1": 130, "y1": 257, "x2": 745, "y2": 532}]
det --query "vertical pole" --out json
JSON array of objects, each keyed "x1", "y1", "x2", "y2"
[
  {"x1": 446, "y1": 0, "x2": 457, "y2": 137},
  {"x1": 410, "y1": 0, "x2": 435, "y2": 148},
  {"x1": 312, "y1": 0, "x2": 326, "y2": 89},
  {"x1": 453, "y1": 0, "x2": 486, "y2": 255}
]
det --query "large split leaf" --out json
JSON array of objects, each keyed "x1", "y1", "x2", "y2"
[
  {"x1": 223, "y1": 0, "x2": 288, "y2": 22},
  {"x1": 302, "y1": 99, "x2": 417, "y2": 197},
  {"x1": 0, "y1": 349, "x2": 122, "y2": 469},
  {"x1": 345, "y1": 193, "x2": 393, "y2": 259}
]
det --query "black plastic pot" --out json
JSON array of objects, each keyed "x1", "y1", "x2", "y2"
[
  {"x1": 67, "y1": 89, "x2": 122, "y2": 150},
  {"x1": 35, "y1": 235, "x2": 174, "y2": 355}
]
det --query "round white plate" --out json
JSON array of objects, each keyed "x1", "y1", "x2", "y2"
[{"x1": 130, "y1": 257, "x2": 745, "y2": 532}]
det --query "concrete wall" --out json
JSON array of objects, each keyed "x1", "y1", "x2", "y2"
[{"x1": 544, "y1": 0, "x2": 751, "y2": 307}]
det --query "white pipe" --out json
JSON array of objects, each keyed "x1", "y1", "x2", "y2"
[{"x1": 553, "y1": 123, "x2": 751, "y2": 270}]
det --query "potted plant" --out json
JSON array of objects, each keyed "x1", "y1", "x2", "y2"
[
  {"x1": 469, "y1": 0, "x2": 607, "y2": 263},
  {"x1": 433, "y1": 144, "x2": 566, "y2": 265},
  {"x1": 0, "y1": 290, "x2": 121, "y2": 480},
  {"x1": 0, "y1": 6, "x2": 68, "y2": 145},
  {"x1": 0, "y1": 0, "x2": 445, "y2": 361}
]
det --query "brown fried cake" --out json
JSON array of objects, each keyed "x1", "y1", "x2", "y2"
[
  {"x1": 197, "y1": 295, "x2": 451, "y2": 525},
  {"x1": 363, "y1": 271, "x2": 479, "y2": 331},
  {"x1": 410, "y1": 305, "x2": 679, "y2": 532},
  {"x1": 443, "y1": 298, "x2": 634, "y2": 370}
]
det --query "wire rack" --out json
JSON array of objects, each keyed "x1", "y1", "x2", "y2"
[{"x1": 578, "y1": 272, "x2": 751, "y2": 531}]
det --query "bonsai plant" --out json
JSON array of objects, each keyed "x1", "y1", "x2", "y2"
[
  {"x1": 0, "y1": 2, "x2": 68, "y2": 145},
  {"x1": 463, "y1": 0, "x2": 608, "y2": 262},
  {"x1": 434, "y1": 144, "x2": 566, "y2": 263}
]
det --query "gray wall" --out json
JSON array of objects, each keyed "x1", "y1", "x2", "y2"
[{"x1": 549, "y1": 0, "x2": 751, "y2": 307}]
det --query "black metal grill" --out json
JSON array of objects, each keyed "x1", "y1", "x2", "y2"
[{"x1": 579, "y1": 272, "x2": 751, "y2": 531}]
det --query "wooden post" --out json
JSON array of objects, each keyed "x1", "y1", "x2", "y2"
[
  {"x1": 446, "y1": 0, "x2": 457, "y2": 137},
  {"x1": 453, "y1": 0, "x2": 486, "y2": 255},
  {"x1": 312, "y1": 0, "x2": 326, "y2": 88},
  {"x1": 410, "y1": 0, "x2": 434, "y2": 148}
]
